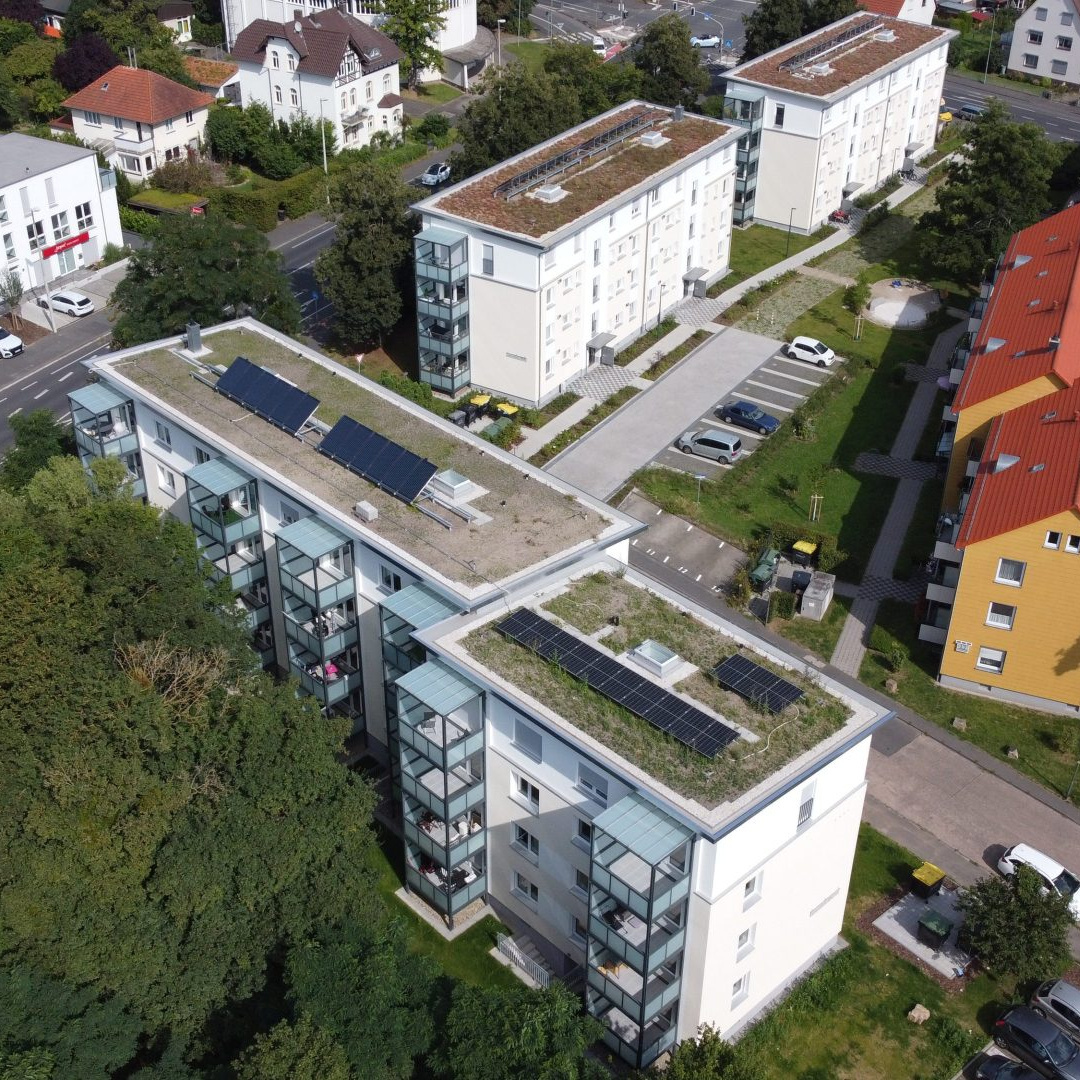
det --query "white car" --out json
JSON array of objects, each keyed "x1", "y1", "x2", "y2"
[
  {"x1": 784, "y1": 336, "x2": 836, "y2": 367},
  {"x1": 419, "y1": 162, "x2": 451, "y2": 187},
  {"x1": 39, "y1": 290, "x2": 95, "y2": 317},
  {"x1": 690, "y1": 34, "x2": 720, "y2": 48},
  {"x1": 998, "y1": 842, "x2": 1080, "y2": 920},
  {"x1": 0, "y1": 327, "x2": 24, "y2": 357}
]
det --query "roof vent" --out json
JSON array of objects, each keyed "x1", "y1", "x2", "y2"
[
  {"x1": 1051, "y1": 335, "x2": 1061, "y2": 348},
  {"x1": 1038, "y1": 269, "x2": 1049, "y2": 277},
  {"x1": 874, "y1": 28, "x2": 897, "y2": 41},
  {"x1": 629, "y1": 639, "x2": 681, "y2": 679},
  {"x1": 673, "y1": 105, "x2": 684, "y2": 121},
  {"x1": 101, "y1": 81, "x2": 109, "y2": 91},
  {"x1": 354, "y1": 500, "x2": 378, "y2": 522},
  {"x1": 1030, "y1": 463, "x2": 1046, "y2": 473},
  {"x1": 532, "y1": 184, "x2": 567, "y2": 203},
  {"x1": 640, "y1": 130, "x2": 668, "y2": 148},
  {"x1": 992, "y1": 454, "x2": 1021, "y2": 474},
  {"x1": 1042, "y1": 410, "x2": 1058, "y2": 421},
  {"x1": 1028, "y1": 298, "x2": 1041, "y2": 307},
  {"x1": 810, "y1": 62, "x2": 832, "y2": 75},
  {"x1": 294, "y1": 18, "x2": 302, "y2": 31}
]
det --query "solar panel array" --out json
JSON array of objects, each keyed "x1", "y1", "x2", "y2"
[
  {"x1": 496, "y1": 609, "x2": 739, "y2": 759},
  {"x1": 712, "y1": 654, "x2": 804, "y2": 714},
  {"x1": 318, "y1": 414, "x2": 438, "y2": 504},
  {"x1": 215, "y1": 357, "x2": 320, "y2": 435}
]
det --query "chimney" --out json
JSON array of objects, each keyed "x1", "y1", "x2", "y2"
[{"x1": 1050, "y1": 335, "x2": 1061, "y2": 349}]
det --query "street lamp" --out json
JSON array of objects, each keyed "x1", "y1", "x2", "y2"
[
  {"x1": 784, "y1": 205, "x2": 797, "y2": 258},
  {"x1": 656, "y1": 281, "x2": 666, "y2": 328},
  {"x1": 497, "y1": 18, "x2": 505, "y2": 67},
  {"x1": 983, "y1": 5, "x2": 998, "y2": 84},
  {"x1": 28, "y1": 206, "x2": 54, "y2": 332}
]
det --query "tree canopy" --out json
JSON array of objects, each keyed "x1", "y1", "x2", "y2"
[
  {"x1": 0, "y1": 409, "x2": 74, "y2": 493},
  {"x1": 204, "y1": 101, "x2": 336, "y2": 178},
  {"x1": 916, "y1": 99, "x2": 1064, "y2": 284},
  {"x1": 63, "y1": 0, "x2": 190, "y2": 83},
  {"x1": 380, "y1": 0, "x2": 445, "y2": 89},
  {"x1": 111, "y1": 215, "x2": 300, "y2": 345},
  {"x1": 632, "y1": 14, "x2": 707, "y2": 110},
  {"x1": 52, "y1": 30, "x2": 119, "y2": 91},
  {"x1": 741, "y1": 0, "x2": 858, "y2": 61}
]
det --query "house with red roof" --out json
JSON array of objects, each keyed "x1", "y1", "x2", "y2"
[
  {"x1": 58, "y1": 66, "x2": 214, "y2": 180},
  {"x1": 859, "y1": 0, "x2": 936, "y2": 26}
]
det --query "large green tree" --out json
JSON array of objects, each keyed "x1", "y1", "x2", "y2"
[
  {"x1": 63, "y1": 0, "x2": 190, "y2": 83},
  {"x1": 111, "y1": 215, "x2": 300, "y2": 345},
  {"x1": 633, "y1": 14, "x2": 707, "y2": 110},
  {"x1": 233, "y1": 1016, "x2": 352, "y2": 1080},
  {"x1": 741, "y1": 0, "x2": 806, "y2": 61},
  {"x1": 0, "y1": 409, "x2": 74, "y2": 493},
  {"x1": 314, "y1": 159, "x2": 417, "y2": 347},
  {"x1": 917, "y1": 99, "x2": 1064, "y2": 284},
  {"x1": 477, "y1": 0, "x2": 531, "y2": 34},
  {"x1": 802, "y1": 0, "x2": 859, "y2": 34},
  {"x1": 543, "y1": 42, "x2": 642, "y2": 118},
  {"x1": 379, "y1": 0, "x2": 445, "y2": 89},
  {"x1": 658, "y1": 1024, "x2": 762, "y2": 1080}
]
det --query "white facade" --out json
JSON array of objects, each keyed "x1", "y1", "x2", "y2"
[
  {"x1": 1007, "y1": 0, "x2": 1080, "y2": 85},
  {"x1": 861, "y1": 0, "x2": 936, "y2": 27},
  {"x1": 723, "y1": 15, "x2": 954, "y2": 234},
  {"x1": 0, "y1": 133, "x2": 123, "y2": 295}
]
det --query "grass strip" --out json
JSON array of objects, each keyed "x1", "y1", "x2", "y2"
[
  {"x1": 614, "y1": 317, "x2": 678, "y2": 366},
  {"x1": 641, "y1": 330, "x2": 712, "y2": 380},
  {"x1": 529, "y1": 386, "x2": 640, "y2": 466}
]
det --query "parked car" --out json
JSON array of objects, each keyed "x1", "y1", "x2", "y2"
[
  {"x1": 959, "y1": 103, "x2": 986, "y2": 120},
  {"x1": 674, "y1": 429, "x2": 742, "y2": 464},
  {"x1": 716, "y1": 400, "x2": 780, "y2": 436},
  {"x1": 993, "y1": 1006, "x2": 1080, "y2": 1079},
  {"x1": 783, "y1": 336, "x2": 836, "y2": 367},
  {"x1": 38, "y1": 290, "x2": 95, "y2": 317},
  {"x1": 1032, "y1": 980, "x2": 1080, "y2": 1040},
  {"x1": 998, "y1": 843, "x2": 1080, "y2": 920},
  {"x1": 0, "y1": 326, "x2": 24, "y2": 357},
  {"x1": 977, "y1": 1057, "x2": 1048, "y2": 1080},
  {"x1": 829, "y1": 208, "x2": 851, "y2": 223},
  {"x1": 419, "y1": 162, "x2": 451, "y2": 187},
  {"x1": 690, "y1": 34, "x2": 720, "y2": 47}
]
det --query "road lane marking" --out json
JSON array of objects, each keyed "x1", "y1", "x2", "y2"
[
  {"x1": 33, "y1": 389, "x2": 48, "y2": 399},
  {"x1": 22, "y1": 381, "x2": 36, "y2": 390},
  {"x1": 58, "y1": 370, "x2": 74, "y2": 381},
  {"x1": 0, "y1": 333, "x2": 111, "y2": 394}
]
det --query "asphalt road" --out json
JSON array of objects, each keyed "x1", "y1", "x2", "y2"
[{"x1": 943, "y1": 70, "x2": 1080, "y2": 140}]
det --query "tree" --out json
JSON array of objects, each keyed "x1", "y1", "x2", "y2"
[
  {"x1": 957, "y1": 866, "x2": 1073, "y2": 984},
  {"x1": 379, "y1": 0, "x2": 445, "y2": 89},
  {"x1": 741, "y1": 0, "x2": 806, "y2": 61},
  {"x1": 233, "y1": 1016, "x2": 352, "y2": 1080},
  {"x1": 0, "y1": 0, "x2": 43, "y2": 25},
  {"x1": 660, "y1": 1025, "x2": 762, "y2": 1080},
  {"x1": 204, "y1": 100, "x2": 248, "y2": 161},
  {"x1": 53, "y1": 31, "x2": 119, "y2": 91},
  {"x1": 0, "y1": 15, "x2": 34, "y2": 54},
  {"x1": 543, "y1": 42, "x2": 641, "y2": 118},
  {"x1": 632, "y1": 14, "x2": 707, "y2": 110},
  {"x1": 0, "y1": 267, "x2": 24, "y2": 329},
  {"x1": 803, "y1": 0, "x2": 859, "y2": 33},
  {"x1": 63, "y1": 0, "x2": 190, "y2": 84},
  {"x1": 0, "y1": 409, "x2": 74, "y2": 493},
  {"x1": 111, "y1": 215, "x2": 300, "y2": 345},
  {"x1": 433, "y1": 982, "x2": 604, "y2": 1080},
  {"x1": 477, "y1": 0, "x2": 532, "y2": 34},
  {"x1": 314, "y1": 159, "x2": 417, "y2": 347},
  {"x1": 917, "y1": 100, "x2": 1064, "y2": 283}
]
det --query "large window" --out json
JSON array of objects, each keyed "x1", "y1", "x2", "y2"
[
  {"x1": 1059, "y1": 35, "x2": 1073, "y2": 49},
  {"x1": 774, "y1": 104, "x2": 785, "y2": 127},
  {"x1": 975, "y1": 647, "x2": 1006, "y2": 674},
  {"x1": 577, "y1": 765, "x2": 608, "y2": 806},
  {"x1": 994, "y1": 558, "x2": 1026, "y2": 587},
  {"x1": 26, "y1": 220, "x2": 44, "y2": 251},
  {"x1": 985, "y1": 602, "x2": 1016, "y2": 630},
  {"x1": 84, "y1": 109, "x2": 101, "y2": 125},
  {"x1": 513, "y1": 824, "x2": 540, "y2": 859},
  {"x1": 1029, "y1": 29, "x2": 1044, "y2": 43},
  {"x1": 516, "y1": 775, "x2": 539, "y2": 810},
  {"x1": 482, "y1": 244, "x2": 494, "y2": 276},
  {"x1": 513, "y1": 719, "x2": 543, "y2": 762},
  {"x1": 513, "y1": 871, "x2": 539, "y2": 904},
  {"x1": 0, "y1": 194, "x2": 7, "y2": 224},
  {"x1": 50, "y1": 210, "x2": 70, "y2": 240},
  {"x1": 2, "y1": 233, "x2": 13, "y2": 260},
  {"x1": 75, "y1": 201, "x2": 94, "y2": 230}
]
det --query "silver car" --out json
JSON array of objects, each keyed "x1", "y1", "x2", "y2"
[{"x1": 1033, "y1": 980, "x2": 1080, "y2": 1040}]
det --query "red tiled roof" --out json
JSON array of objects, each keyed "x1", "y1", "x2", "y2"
[
  {"x1": 958, "y1": 382, "x2": 1080, "y2": 546},
  {"x1": 62, "y1": 66, "x2": 213, "y2": 125},
  {"x1": 860, "y1": 0, "x2": 906, "y2": 16},
  {"x1": 378, "y1": 92, "x2": 403, "y2": 108},
  {"x1": 955, "y1": 205, "x2": 1080, "y2": 411},
  {"x1": 184, "y1": 56, "x2": 239, "y2": 88}
]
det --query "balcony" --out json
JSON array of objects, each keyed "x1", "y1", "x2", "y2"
[
  {"x1": 418, "y1": 350, "x2": 470, "y2": 395},
  {"x1": 587, "y1": 960, "x2": 681, "y2": 1026},
  {"x1": 415, "y1": 227, "x2": 469, "y2": 285},
  {"x1": 235, "y1": 592, "x2": 270, "y2": 631},
  {"x1": 69, "y1": 384, "x2": 139, "y2": 463},
  {"x1": 292, "y1": 656, "x2": 361, "y2": 706},
  {"x1": 417, "y1": 323, "x2": 470, "y2": 358},
  {"x1": 283, "y1": 598, "x2": 359, "y2": 659},
  {"x1": 404, "y1": 808, "x2": 485, "y2": 866},
  {"x1": 597, "y1": 1005, "x2": 676, "y2": 1069},
  {"x1": 588, "y1": 908, "x2": 684, "y2": 973},
  {"x1": 406, "y1": 861, "x2": 486, "y2": 916},
  {"x1": 114, "y1": 130, "x2": 154, "y2": 153},
  {"x1": 201, "y1": 540, "x2": 267, "y2": 591},
  {"x1": 918, "y1": 600, "x2": 952, "y2": 645},
  {"x1": 277, "y1": 518, "x2": 355, "y2": 610},
  {"x1": 401, "y1": 758, "x2": 484, "y2": 820}
]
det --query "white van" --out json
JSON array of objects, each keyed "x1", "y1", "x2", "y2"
[{"x1": 998, "y1": 843, "x2": 1080, "y2": 920}]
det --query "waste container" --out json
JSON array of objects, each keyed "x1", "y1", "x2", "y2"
[{"x1": 277, "y1": 203, "x2": 286, "y2": 221}]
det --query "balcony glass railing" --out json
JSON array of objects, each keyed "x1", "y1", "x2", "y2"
[
  {"x1": 400, "y1": 764, "x2": 484, "y2": 820},
  {"x1": 189, "y1": 501, "x2": 261, "y2": 548},
  {"x1": 404, "y1": 816, "x2": 486, "y2": 866},
  {"x1": 398, "y1": 710, "x2": 484, "y2": 771},
  {"x1": 279, "y1": 561, "x2": 355, "y2": 609},
  {"x1": 587, "y1": 967, "x2": 681, "y2": 1026},
  {"x1": 591, "y1": 862, "x2": 690, "y2": 923},
  {"x1": 406, "y1": 864, "x2": 486, "y2": 915},
  {"x1": 588, "y1": 912, "x2": 684, "y2": 973},
  {"x1": 292, "y1": 659, "x2": 362, "y2": 705},
  {"x1": 74, "y1": 423, "x2": 139, "y2": 460},
  {"x1": 284, "y1": 611, "x2": 359, "y2": 659}
]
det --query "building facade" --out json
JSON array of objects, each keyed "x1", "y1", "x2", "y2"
[
  {"x1": 0, "y1": 133, "x2": 123, "y2": 295},
  {"x1": 1006, "y1": 0, "x2": 1080, "y2": 85},
  {"x1": 71, "y1": 318, "x2": 890, "y2": 1068},
  {"x1": 860, "y1": 0, "x2": 936, "y2": 26},
  {"x1": 59, "y1": 66, "x2": 214, "y2": 180},
  {"x1": 412, "y1": 102, "x2": 739, "y2": 405},
  {"x1": 232, "y1": 10, "x2": 403, "y2": 151},
  {"x1": 721, "y1": 14, "x2": 954, "y2": 232}
]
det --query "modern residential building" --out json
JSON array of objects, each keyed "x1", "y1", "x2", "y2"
[
  {"x1": 184, "y1": 55, "x2": 242, "y2": 102},
  {"x1": 411, "y1": 101, "x2": 740, "y2": 404},
  {"x1": 231, "y1": 10, "x2": 403, "y2": 150},
  {"x1": 860, "y1": 0, "x2": 936, "y2": 26},
  {"x1": 58, "y1": 66, "x2": 214, "y2": 180},
  {"x1": 721, "y1": 14, "x2": 954, "y2": 232},
  {"x1": 71, "y1": 317, "x2": 890, "y2": 1068},
  {"x1": 1006, "y1": 0, "x2": 1080, "y2": 86},
  {"x1": 0, "y1": 132, "x2": 123, "y2": 295},
  {"x1": 220, "y1": 0, "x2": 491, "y2": 86}
]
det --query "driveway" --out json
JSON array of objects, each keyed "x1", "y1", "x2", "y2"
[{"x1": 546, "y1": 326, "x2": 783, "y2": 500}]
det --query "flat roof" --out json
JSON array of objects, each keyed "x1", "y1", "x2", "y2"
[
  {"x1": 724, "y1": 14, "x2": 952, "y2": 99},
  {"x1": 419, "y1": 101, "x2": 735, "y2": 242},
  {"x1": 0, "y1": 132, "x2": 96, "y2": 188},
  {"x1": 89, "y1": 320, "x2": 637, "y2": 599}
]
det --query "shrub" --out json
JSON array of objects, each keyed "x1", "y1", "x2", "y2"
[
  {"x1": 860, "y1": 204, "x2": 892, "y2": 233},
  {"x1": 765, "y1": 520, "x2": 847, "y2": 575},
  {"x1": 887, "y1": 645, "x2": 906, "y2": 673},
  {"x1": 869, "y1": 623, "x2": 894, "y2": 654},
  {"x1": 100, "y1": 242, "x2": 130, "y2": 265},
  {"x1": 770, "y1": 590, "x2": 797, "y2": 621},
  {"x1": 118, "y1": 206, "x2": 160, "y2": 237},
  {"x1": 926, "y1": 1015, "x2": 983, "y2": 1072},
  {"x1": 152, "y1": 159, "x2": 214, "y2": 195},
  {"x1": 843, "y1": 276, "x2": 871, "y2": 315},
  {"x1": 378, "y1": 370, "x2": 436, "y2": 408},
  {"x1": 790, "y1": 408, "x2": 816, "y2": 440},
  {"x1": 728, "y1": 568, "x2": 751, "y2": 607},
  {"x1": 206, "y1": 186, "x2": 278, "y2": 231},
  {"x1": 482, "y1": 419, "x2": 521, "y2": 450},
  {"x1": 413, "y1": 112, "x2": 451, "y2": 144}
]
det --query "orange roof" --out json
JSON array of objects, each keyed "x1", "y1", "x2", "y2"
[
  {"x1": 183, "y1": 56, "x2": 238, "y2": 88},
  {"x1": 860, "y1": 0, "x2": 906, "y2": 15},
  {"x1": 955, "y1": 205, "x2": 1080, "y2": 411},
  {"x1": 957, "y1": 382, "x2": 1080, "y2": 546},
  {"x1": 62, "y1": 66, "x2": 213, "y2": 125}
]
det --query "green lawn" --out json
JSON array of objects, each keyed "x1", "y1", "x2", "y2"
[
  {"x1": 771, "y1": 594, "x2": 853, "y2": 661},
  {"x1": 708, "y1": 224, "x2": 835, "y2": 297},
  {"x1": 403, "y1": 82, "x2": 462, "y2": 103},
  {"x1": 505, "y1": 40, "x2": 553, "y2": 72},
  {"x1": 861, "y1": 601, "x2": 1080, "y2": 806},
  {"x1": 129, "y1": 189, "x2": 205, "y2": 212}
]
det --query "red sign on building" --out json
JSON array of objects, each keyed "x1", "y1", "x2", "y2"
[
  {"x1": 41, "y1": 231, "x2": 90, "y2": 259},
  {"x1": 190, "y1": 205, "x2": 205, "y2": 215}
]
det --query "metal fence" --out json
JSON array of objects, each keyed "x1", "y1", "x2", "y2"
[{"x1": 496, "y1": 933, "x2": 552, "y2": 989}]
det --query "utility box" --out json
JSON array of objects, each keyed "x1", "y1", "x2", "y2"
[{"x1": 799, "y1": 571, "x2": 835, "y2": 621}]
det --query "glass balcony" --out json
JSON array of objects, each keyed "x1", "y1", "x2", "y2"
[
  {"x1": 587, "y1": 963, "x2": 682, "y2": 1026},
  {"x1": 187, "y1": 467, "x2": 261, "y2": 550},
  {"x1": 283, "y1": 596, "x2": 359, "y2": 659},
  {"x1": 69, "y1": 385, "x2": 139, "y2": 462},
  {"x1": 595, "y1": 1004, "x2": 677, "y2": 1068},
  {"x1": 277, "y1": 518, "x2": 355, "y2": 610},
  {"x1": 419, "y1": 349, "x2": 470, "y2": 395},
  {"x1": 200, "y1": 537, "x2": 267, "y2": 591},
  {"x1": 406, "y1": 861, "x2": 486, "y2": 916},
  {"x1": 400, "y1": 754, "x2": 484, "y2": 820},
  {"x1": 291, "y1": 653, "x2": 362, "y2": 706},
  {"x1": 417, "y1": 282, "x2": 468, "y2": 320},
  {"x1": 415, "y1": 227, "x2": 469, "y2": 286},
  {"x1": 588, "y1": 911, "x2": 684, "y2": 973},
  {"x1": 403, "y1": 804, "x2": 486, "y2": 868},
  {"x1": 235, "y1": 592, "x2": 270, "y2": 631}
]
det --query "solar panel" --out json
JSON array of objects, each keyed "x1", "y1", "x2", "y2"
[
  {"x1": 318, "y1": 415, "x2": 438, "y2": 504},
  {"x1": 215, "y1": 357, "x2": 320, "y2": 435},
  {"x1": 712, "y1": 654, "x2": 804, "y2": 715},
  {"x1": 496, "y1": 609, "x2": 738, "y2": 759}
]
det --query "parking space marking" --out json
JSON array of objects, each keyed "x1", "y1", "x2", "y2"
[
  {"x1": 760, "y1": 367, "x2": 823, "y2": 387},
  {"x1": 700, "y1": 416, "x2": 764, "y2": 441},
  {"x1": 718, "y1": 542, "x2": 725, "y2": 549},
  {"x1": 736, "y1": 393, "x2": 794, "y2": 413},
  {"x1": 7, "y1": 407, "x2": 21, "y2": 417},
  {"x1": 33, "y1": 389, "x2": 48, "y2": 400},
  {"x1": 745, "y1": 378, "x2": 806, "y2": 399},
  {"x1": 685, "y1": 523, "x2": 693, "y2": 532},
  {"x1": 695, "y1": 573, "x2": 702, "y2": 581},
  {"x1": 774, "y1": 354, "x2": 833, "y2": 373},
  {"x1": 662, "y1": 555, "x2": 669, "y2": 563}
]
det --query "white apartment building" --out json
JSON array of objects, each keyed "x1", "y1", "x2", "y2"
[
  {"x1": 722, "y1": 14, "x2": 955, "y2": 233},
  {"x1": 232, "y1": 10, "x2": 403, "y2": 150},
  {"x1": 860, "y1": 0, "x2": 936, "y2": 27},
  {"x1": 70, "y1": 317, "x2": 890, "y2": 1070},
  {"x1": 59, "y1": 66, "x2": 214, "y2": 181},
  {"x1": 412, "y1": 102, "x2": 740, "y2": 406},
  {"x1": 0, "y1": 133, "x2": 123, "y2": 295},
  {"x1": 1006, "y1": 0, "x2": 1080, "y2": 85}
]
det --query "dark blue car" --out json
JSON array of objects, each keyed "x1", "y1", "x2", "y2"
[{"x1": 716, "y1": 400, "x2": 781, "y2": 436}]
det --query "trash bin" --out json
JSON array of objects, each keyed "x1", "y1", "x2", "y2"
[
  {"x1": 1043, "y1": 90, "x2": 1053, "y2": 99},
  {"x1": 277, "y1": 203, "x2": 286, "y2": 221}
]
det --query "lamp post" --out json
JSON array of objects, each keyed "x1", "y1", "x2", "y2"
[
  {"x1": 28, "y1": 206, "x2": 54, "y2": 332},
  {"x1": 656, "y1": 281, "x2": 666, "y2": 328},
  {"x1": 983, "y1": 5, "x2": 998, "y2": 84},
  {"x1": 784, "y1": 205, "x2": 797, "y2": 258},
  {"x1": 694, "y1": 473, "x2": 706, "y2": 503},
  {"x1": 497, "y1": 18, "x2": 505, "y2": 67}
]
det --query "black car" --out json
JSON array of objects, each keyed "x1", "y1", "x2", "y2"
[
  {"x1": 977, "y1": 1057, "x2": 1047, "y2": 1080},
  {"x1": 716, "y1": 400, "x2": 780, "y2": 436},
  {"x1": 993, "y1": 1006, "x2": 1080, "y2": 1079}
]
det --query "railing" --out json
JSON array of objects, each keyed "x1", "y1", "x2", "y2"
[{"x1": 497, "y1": 933, "x2": 551, "y2": 989}]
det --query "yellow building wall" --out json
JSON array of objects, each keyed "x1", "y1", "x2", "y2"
[
  {"x1": 939, "y1": 509, "x2": 1080, "y2": 707},
  {"x1": 944, "y1": 375, "x2": 1063, "y2": 510}
]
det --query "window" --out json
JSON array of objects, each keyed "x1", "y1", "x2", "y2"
[
  {"x1": 113, "y1": 115, "x2": 123, "y2": 131},
  {"x1": 570, "y1": 916, "x2": 587, "y2": 943},
  {"x1": 185, "y1": 109, "x2": 194, "y2": 124},
  {"x1": 514, "y1": 824, "x2": 540, "y2": 858},
  {"x1": 691, "y1": 180, "x2": 698, "y2": 206},
  {"x1": 577, "y1": 765, "x2": 608, "y2": 806},
  {"x1": 274, "y1": 85, "x2": 282, "y2": 104},
  {"x1": 290, "y1": 87, "x2": 299, "y2": 107},
  {"x1": 572, "y1": 868, "x2": 589, "y2": 898},
  {"x1": 75, "y1": 201, "x2": 93, "y2": 230},
  {"x1": 288, "y1": 54, "x2": 296, "y2": 70},
  {"x1": 608, "y1": 212, "x2": 615, "y2": 230},
  {"x1": 50, "y1": 210, "x2": 69, "y2": 240},
  {"x1": 154, "y1": 420, "x2": 171, "y2": 448},
  {"x1": 976, "y1": 647, "x2": 1007, "y2": 674},
  {"x1": 26, "y1": 220, "x2": 44, "y2": 251},
  {"x1": 482, "y1": 243, "x2": 493, "y2": 276},
  {"x1": 1045, "y1": 530, "x2": 1063, "y2": 548},
  {"x1": 743, "y1": 873, "x2": 762, "y2": 909},
  {"x1": 1064, "y1": 10, "x2": 1075, "y2": 23},
  {"x1": 513, "y1": 871, "x2": 539, "y2": 904},
  {"x1": 382, "y1": 73, "x2": 390, "y2": 91},
  {"x1": 545, "y1": 286, "x2": 554, "y2": 309},
  {"x1": 986, "y1": 602, "x2": 1016, "y2": 629},
  {"x1": 1029, "y1": 29, "x2": 1044, "y2": 43},
  {"x1": 379, "y1": 565, "x2": 402, "y2": 593},
  {"x1": 995, "y1": 558, "x2": 1026, "y2": 586},
  {"x1": 280, "y1": 502, "x2": 299, "y2": 525},
  {"x1": 574, "y1": 817, "x2": 593, "y2": 851},
  {"x1": 631, "y1": 197, "x2": 641, "y2": 217},
  {"x1": 119, "y1": 154, "x2": 141, "y2": 174},
  {"x1": 514, "y1": 718, "x2": 543, "y2": 762},
  {"x1": 737, "y1": 925, "x2": 756, "y2": 959},
  {"x1": 366, "y1": 81, "x2": 374, "y2": 101},
  {"x1": 156, "y1": 465, "x2": 177, "y2": 494},
  {"x1": 194, "y1": 446, "x2": 211, "y2": 465},
  {"x1": 84, "y1": 109, "x2": 101, "y2": 126},
  {"x1": 1036, "y1": 5, "x2": 1048, "y2": 18},
  {"x1": 2, "y1": 233, "x2": 13, "y2": 260},
  {"x1": 774, "y1": 104, "x2": 785, "y2": 127},
  {"x1": 591, "y1": 277, "x2": 599, "y2": 302},
  {"x1": 1053, "y1": 58, "x2": 1069, "y2": 74},
  {"x1": 732, "y1": 972, "x2": 751, "y2": 1005},
  {"x1": 0, "y1": 195, "x2": 6, "y2": 224},
  {"x1": 797, "y1": 783, "x2": 815, "y2": 829},
  {"x1": 544, "y1": 250, "x2": 555, "y2": 269},
  {"x1": 1067, "y1": 535, "x2": 1080, "y2": 553},
  {"x1": 1060, "y1": 35, "x2": 1074, "y2": 50},
  {"x1": 271, "y1": 50, "x2": 280, "y2": 68},
  {"x1": 516, "y1": 775, "x2": 540, "y2": 809},
  {"x1": 165, "y1": 116, "x2": 175, "y2": 132}
]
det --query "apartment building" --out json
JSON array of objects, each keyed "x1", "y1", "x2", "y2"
[
  {"x1": 412, "y1": 102, "x2": 739, "y2": 405},
  {"x1": 1007, "y1": 0, "x2": 1080, "y2": 86},
  {"x1": 232, "y1": 10, "x2": 403, "y2": 150},
  {"x1": 59, "y1": 66, "x2": 214, "y2": 180},
  {"x1": 721, "y1": 14, "x2": 954, "y2": 232},
  {"x1": 71, "y1": 318, "x2": 890, "y2": 1068},
  {"x1": 860, "y1": 0, "x2": 936, "y2": 26},
  {"x1": 0, "y1": 133, "x2": 123, "y2": 294}
]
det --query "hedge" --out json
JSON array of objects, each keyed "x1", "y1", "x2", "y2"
[
  {"x1": 765, "y1": 520, "x2": 847, "y2": 574},
  {"x1": 206, "y1": 167, "x2": 328, "y2": 230}
]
